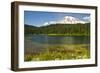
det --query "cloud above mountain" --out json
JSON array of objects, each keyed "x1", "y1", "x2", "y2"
[
  {"x1": 83, "y1": 16, "x2": 90, "y2": 22},
  {"x1": 43, "y1": 22, "x2": 49, "y2": 26}
]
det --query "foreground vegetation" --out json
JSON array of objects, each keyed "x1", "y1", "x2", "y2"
[{"x1": 24, "y1": 44, "x2": 90, "y2": 61}]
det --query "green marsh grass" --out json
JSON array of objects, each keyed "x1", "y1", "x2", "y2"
[{"x1": 24, "y1": 44, "x2": 90, "y2": 61}]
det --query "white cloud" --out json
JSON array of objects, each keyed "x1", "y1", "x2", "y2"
[
  {"x1": 43, "y1": 22, "x2": 49, "y2": 26},
  {"x1": 25, "y1": 23, "x2": 34, "y2": 26},
  {"x1": 83, "y1": 16, "x2": 90, "y2": 22},
  {"x1": 42, "y1": 21, "x2": 56, "y2": 26},
  {"x1": 49, "y1": 21, "x2": 56, "y2": 24}
]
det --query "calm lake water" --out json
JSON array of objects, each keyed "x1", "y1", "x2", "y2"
[
  {"x1": 31, "y1": 35, "x2": 90, "y2": 44},
  {"x1": 24, "y1": 35, "x2": 90, "y2": 54}
]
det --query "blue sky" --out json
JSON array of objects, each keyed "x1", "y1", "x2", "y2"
[{"x1": 24, "y1": 11, "x2": 90, "y2": 27}]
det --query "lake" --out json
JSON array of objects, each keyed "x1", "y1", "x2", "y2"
[
  {"x1": 31, "y1": 35, "x2": 90, "y2": 44},
  {"x1": 24, "y1": 35, "x2": 90, "y2": 55}
]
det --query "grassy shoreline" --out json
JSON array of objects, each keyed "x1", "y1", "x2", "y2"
[
  {"x1": 47, "y1": 34, "x2": 90, "y2": 36},
  {"x1": 24, "y1": 44, "x2": 90, "y2": 61},
  {"x1": 25, "y1": 34, "x2": 90, "y2": 36}
]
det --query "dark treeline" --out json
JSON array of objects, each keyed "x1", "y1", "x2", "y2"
[{"x1": 25, "y1": 23, "x2": 90, "y2": 36}]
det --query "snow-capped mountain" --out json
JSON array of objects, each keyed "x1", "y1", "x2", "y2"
[
  {"x1": 43, "y1": 16, "x2": 87, "y2": 26},
  {"x1": 57, "y1": 16, "x2": 86, "y2": 24}
]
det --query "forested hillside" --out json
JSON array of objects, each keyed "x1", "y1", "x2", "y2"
[{"x1": 25, "y1": 23, "x2": 90, "y2": 36}]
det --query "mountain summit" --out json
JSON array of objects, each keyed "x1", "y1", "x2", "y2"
[
  {"x1": 64, "y1": 16, "x2": 86, "y2": 24},
  {"x1": 57, "y1": 16, "x2": 86, "y2": 24},
  {"x1": 43, "y1": 16, "x2": 87, "y2": 26}
]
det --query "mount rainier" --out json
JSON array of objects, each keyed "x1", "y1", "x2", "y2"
[{"x1": 43, "y1": 16, "x2": 87, "y2": 26}]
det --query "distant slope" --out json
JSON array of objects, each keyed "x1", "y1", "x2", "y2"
[
  {"x1": 25, "y1": 23, "x2": 90, "y2": 36},
  {"x1": 24, "y1": 24, "x2": 38, "y2": 34}
]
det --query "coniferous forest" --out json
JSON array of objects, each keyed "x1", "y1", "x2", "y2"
[{"x1": 25, "y1": 23, "x2": 90, "y2": 36}]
